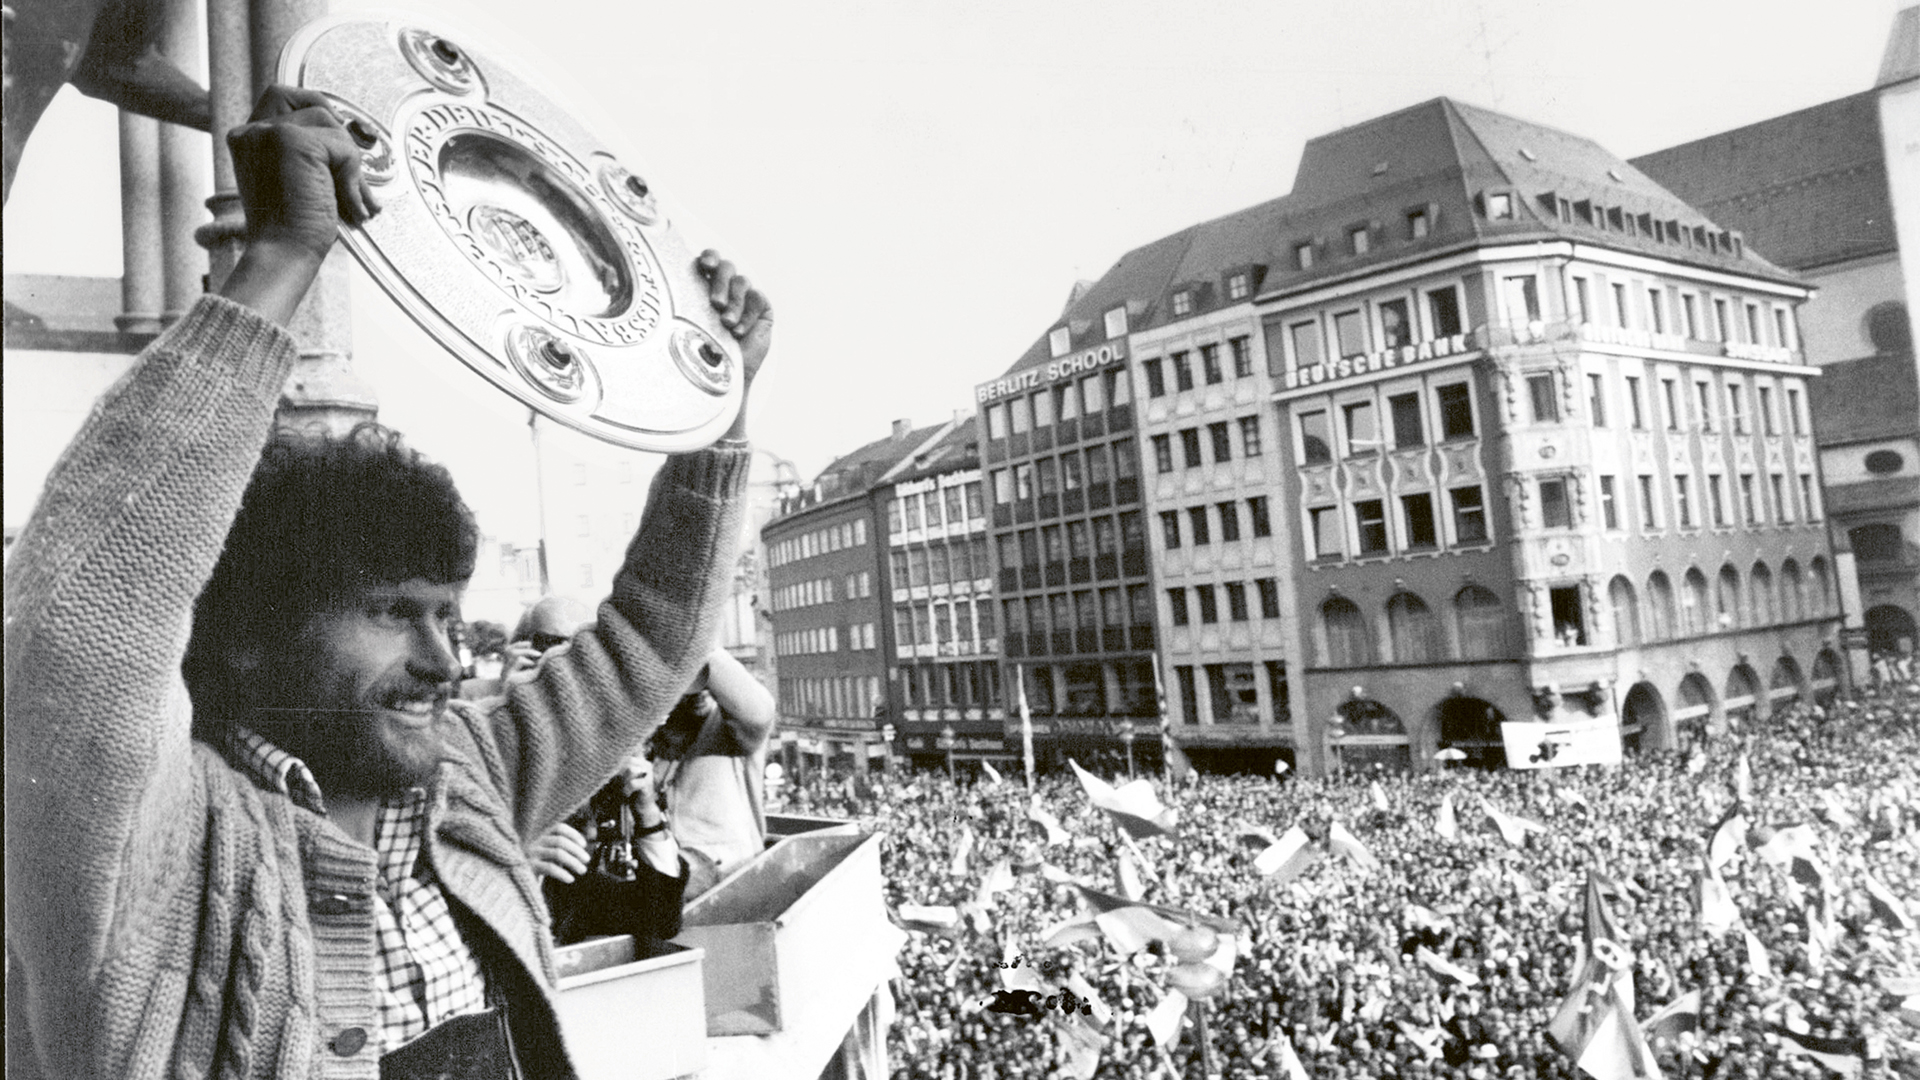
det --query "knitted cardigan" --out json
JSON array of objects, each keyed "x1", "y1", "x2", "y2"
[{"x1": 3, "y1": 295, "x2": 747, "y2": 1079}]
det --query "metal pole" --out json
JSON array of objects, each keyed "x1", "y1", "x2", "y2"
[
  {"x1": 1195, "y1": 999, "x2": 1220, "y2": 1080},
  {"x1": 116, "y1": 111, "x2": 165, "y2": 334}
]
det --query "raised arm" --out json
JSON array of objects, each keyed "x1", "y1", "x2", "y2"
[
  {"x1": 485, "y1": 256, "x2": 774, "y2": 836},
  {"x1": 3, "y1": 87, "x2": 371, "y2": 994}
]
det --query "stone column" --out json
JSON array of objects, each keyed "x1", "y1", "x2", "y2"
[
  {"x1": 198, "y1": 0, "x2": 251, "y2": 288},
  {"x1": 252, "y1": 0, "x2": 377, "y2": 436},
  {"x1": 116, "y1": 110, "x2": 165, "y2": 335},
  {"x1": 159, "y1": 0, "x2": 209, "y2": 323}
]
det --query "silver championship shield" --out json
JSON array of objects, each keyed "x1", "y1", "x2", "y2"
[{"x1": 280, "y1": 14, "x2": 742, "y2": 452}]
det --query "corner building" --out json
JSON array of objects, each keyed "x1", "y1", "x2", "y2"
[
  {"x1": 1256, "y1": 99, "x2": 1845, "y2": 773},
  {"x1": 978, "y1": 296, "x2": 1159, "y2": 763}
]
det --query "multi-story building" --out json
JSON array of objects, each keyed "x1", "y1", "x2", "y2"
[
  {"x1": 763, "y1": 420, "x2": 950, "y2": 771},
  {"x1": 874, "y1": 422, "x2": 1013, "y2": 768},
  {"x1": 1251, "y1": 97, "x2": 1841, "y2": 773},
  {"x1": 1131, "y1": 250, "x2": 1302, "y2": 773},
  {"x1": 978, "y1": 290, "x2": 1161, "y2": 765},
  {"x1": 1633, "y1": 7, "x2": 1920, "y2": 661}
]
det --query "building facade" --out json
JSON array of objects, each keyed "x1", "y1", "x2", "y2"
[
  {"x1": 1255, "y1": 99, "x2": 1842, "y2": 774},
  {"x1": 978, "y1": 312, "x2": 1160, "y2": 764}
]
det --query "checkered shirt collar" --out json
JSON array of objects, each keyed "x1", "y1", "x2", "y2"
[{"x1": 223, "y1": 724, "x2": 329, "y2": 815}]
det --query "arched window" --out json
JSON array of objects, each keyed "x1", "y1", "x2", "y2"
[
  {"x1": 1386, "y1": 592, "x2": 1441, "y2": 663},
  {"x1": 1768, "y1": 655, "x2": 1802, "y2": 713},
  {"x1": 1808, "y1": 556, "x2": 1832, "y2": 615},
  {"x1": 1780, "y1": 559, "x2": 1804, "y2": 621},
  {"x1": 1723, "y1": 665, "x2": 1759, "y2": 726},
  {"x1": 1608, "y1": 575, "x2": 1641, "y2": 646},
  {"x1": 1334, "y1": 699, "x2": 1410, "y2": 772},
  {"x1": 1715, "y1": 565, "x2": 1741, "y2": 630},
  {"x1": 1454, "y1": 585, "x2": 1510, "y2": 659},
  {"x1": 1682, "y1": 568, "x2": 1711, "y2": 635},
  {"x1": 1646, "y1": 571, "x2": 1676, "y2": 640},
  {"x1": 1749, "y1": 562, "x2": 1774, "y2": 626},
  {"x1": 1322, "y1": 597, "x2": 1372, "y2": 666},
  {"x1": 1810, "y1": 648, "x2": 1842, "y2": 706},
  {"x1": 1675, "y1": 672, "x2": 1715, "y2": 749}
]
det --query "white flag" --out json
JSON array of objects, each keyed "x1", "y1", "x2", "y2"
[{"x1": 1436, "y1": 792, "x2": 1459, "y2": 840}]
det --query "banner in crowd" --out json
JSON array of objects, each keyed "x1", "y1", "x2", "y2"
[{"x1": 1502, "y1": 718, "x2": 1624, "y2": 769}]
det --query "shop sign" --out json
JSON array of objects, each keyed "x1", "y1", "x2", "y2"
[
  {"x1": 976, "y1": 342, "x2": 1127, "y2": 403},
  {"x1": 1283, "y1": 333, "x2": 1470, "y2": 389}
]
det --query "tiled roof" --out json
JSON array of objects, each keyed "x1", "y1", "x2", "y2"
[
  {"x1": 1805, "y1": 352, "x2": 1920, "y2": 445},
  {"x1": 992, "y1": 97, "x2": 1802, "y2": 383},
  {"x1": 1631, "y1": 91, "x2": 1895, "y2": 272},
  {"x1": 887, "y1": 417, "x2": 981, "y2": 486}
]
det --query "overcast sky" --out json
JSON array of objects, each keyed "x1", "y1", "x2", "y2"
[{"x1": 6, "y1": 0, "x2": 1907, "y2": 540}]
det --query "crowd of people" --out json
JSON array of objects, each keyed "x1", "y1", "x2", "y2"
[{"x1": 772, "y1": 679, "x2": 1920, "y2": 1080}]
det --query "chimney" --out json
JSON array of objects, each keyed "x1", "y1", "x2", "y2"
[{"x1": 892, "y1": 418, "x2": 912, "y2": 439}]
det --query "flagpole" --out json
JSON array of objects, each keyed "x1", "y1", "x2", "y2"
[
  {"x1": 1017, "y1": 663, "x2": 1036, "y2": 795},
  {"x1": 1150, "y1": 654, "x2": 1177, "y2": 780}
]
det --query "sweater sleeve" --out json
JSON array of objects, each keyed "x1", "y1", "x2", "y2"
[
  {"x1": 3, "y1": 297, "x2": 298, "y2": 996},
  {"x1": 481, "y1": 446, "x2": 751, "y2": 839}
]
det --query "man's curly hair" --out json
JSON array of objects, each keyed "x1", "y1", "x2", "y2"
[{"x1": 183, "y1": 422, "x2": 478, "y2": 715}]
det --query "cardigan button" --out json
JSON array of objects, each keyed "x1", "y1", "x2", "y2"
[
  {"x1": 331, "y1": 1027, "x2": 368, "y2": 1056},
  {"x1": 311, "y1": 893, "x2": 357, "y2": 917}
]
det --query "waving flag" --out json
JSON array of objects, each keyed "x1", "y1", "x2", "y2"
[
  {"x1": 1743, "y1": 928, "x2": 1775, "y2": 983},
  {"x1": 1145, "y1": 990, "x2": 1188, "y2": 1049},
  {"x1": 894, "y1": 904, "x2": 961, "y2": 934},
  {"x1": 1642, "y1": 991, "x2": 1701, "y2": 1044},
  {"x1": 1481, "y1": 797, "x2": 1547, "y2": 847},
  {"x1": 1733, "y1": 752, "x2": 1753, "y2": 805},
  {"x1": 1772, "y1": 1027, "x2": 1866, "y2": 1078},
  {"x1": 1054, "y1": 1012, "x2": 1106, "y2": 1079},
  {"x1": 1254, "y1": 825, "x2": 1318, "y2": 883},
  {"x1": 1416, "y1": 946, "x2": 1479, "y2": 986},
  {"x1": 1069, "y1": 758, "x2": 1178, "y2": 838},
  {"x1": 981, "y1": 759, "x2": 1004, "y2": 786},
  {"x1": 1864, "y1": 870, "x2": 1915, "y2": 931},
  {"x1": 1709, "y1": 812, "x2": 1748, "y2": 871},
  {"x1": 950, "y1": 826, "x2": 976, "y2": 878},
  {"x1": 1370, "y1": 780, "x2": 1391, "y2": 813},
  {"x1": 1027, "y1": 800, "x2": 1071, "y2": 847},
  {"x1": 1328, "y1": 821, "x2": 1379, "y2": 873},
  {"x1": 976, "y1": 859, "x2": 1015, "y2": 909},
  {"x1": 1435, "y1": 792, "x2": 1459, "y2": 840},
  {"x1": 1549, "y1": 874, "x2": 1658, "y2": 1080},
  {"x1": 1699, "y1": 865, "x2": 1739, "y2": 937},
  {"x1": 1117, "y1": 850, "x2": 1146, "y2": 902},
  {"x1": 1041, "y1": 912, "x2": 1105, "y2": 950},
  {"x1": 1235, "y1": 821, "x2": 1281, "y2": 851},
  {"x1": 1270, "y1": 1032, "x2": 1310, "y2": 1080}
]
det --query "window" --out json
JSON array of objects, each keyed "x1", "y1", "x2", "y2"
[
  {"x1": 1389, "y1": 392, "x2": 1425, "y2": 447},
  {"x1": 1217, "y1": 501, "x2": 1240, "y2": 541},
  {"x1": 1143, "y1": 358, "x2": 1165, "y2": 397},
  {"x1": 1087, "y1": 444, "x2": 1111, "y2": 482},
  {"x1": 1528, "y1": 374, "x2": 1559, "y2": 423},
  {"x1": 1295, "y1": 242, "x2": 1315, "y2": 269},
  {"x1": 1195, "y1": 585, "x2": 1219, "y2": 624},
  {"x1": 1209, "y1": 421, "x2": 1233, "y2": 462},
  {"x1": 1239, "y1": 415, "x2": 1263, "y2": 456},
  {"x1": 1167, "y1": 588, "x2": 1190, "y2": 626},
  {"x1": 1014, "y1": 463, "x2": 1034, "y2": 499},
  {"x1": 1290, "y1": 320, "x2": 1325, "y2": 368},
  {"x1": 1745, "y1": 302, "x2": 1762, "y2": 345},
  {"x1": 1740, "y1": 473, "x2": 1758, "y2": 523},
  {"x1": 1772, "y1": 473, "x2": 1792, "y2": 522},
  {"x1": 1343, "y1": 401, "x2": 1378, "y2": 454},
  {"x1": 1588, "y1": 373, "x2": 1607, "y2": 427},
  {"x1": 1387, "y1": 593, "x2": 1441, "y2": 662},
  {"x1": 1638, "y1": 474, "x2": 1658, "y2": 528},
  {"x1": 1322, "y1": 598, "x2": 1370, "y2": 665},
  {"x1": 1571, "y1": 277, "x2": 1593, "y2": 323},
  {"x1": 1786, "y1": 388, "x2": 1803, "y2": 434},
  {"x1": 1227, "y1": 273, "x2": 1250, "y2": 301},
  {"x1": 1436, "y1": 383, "x2": 1474, "y2": 439},
  {"x1": 992, "y1": 469, "x2": 1013, "y2": 505},
  {"x1": 1068, "y1": 521, "x2": 1091, "y2": 559},
  {"x1": 1709, "y1": 474, "x2": 1727, "y2": 526},
  {"x1": 1188, "y1": 506, "x2": 1212, "y2": 546},
  {"x1": 1355, "y1": 499, "x2": 1388, "y2": 554},
  {"x1": 1248, "y1": 496, "x2": 1271, "y2": 537},
  {"x1": 1681, "y1": 294, "x2": 1701, "y2": 339},
  {"x1": 1403, "y1": 492, "x2": 1436, "y2": 548},
  {"x1": 1310, "y1": 506, "x2": 1344, "y2": 558},
  {"x1": 1626, "y1": 376, "x2": 1645, "y2": 429},
  {"x1": 1056, "y1": 382, "x2": 1078, "y2": 421},
  {"x1": 1036, "y1": 457, "x2": 1059, "y2": 496},
  {"x1": 1451, "y1": 486, "x2": 1488, "y2": 542},
  {"x1": 1486, "y1": 191, "x2": 1513, "y2": 219},
  {"x1": 1800, "y1": 474, "x2": 1819, "y2": 520},
  {"x1": 1611, "y1": 282, "x2": 1630, "y2": 328},
  {"x1": 1540, "y1": 479, "x2": 1571, "y2": 528},
  {"x1": 1758, "y1": 386, "x2": 1776, "y2": 435},
  {"x1": 1599, "y1": 475, "x2": 1618, "y2": 529},
  {"x1": 1112, "y1": 438, "x2": 1137, "y2": 481},
  {"x1": 1105, "y1": 306, "x2": 1128, "y2": 339},
  {"x1": 1226, "y1": 582, "x2": 1250, "y2": 621},
  {"x1": 1695, "y1": 381, "x2": 1714, "y2": 432},
  {"x1": 1009, "y1": 394, "x2": 1032, "y2": 434},
  {"x1": 1179, "y1": 428, "x2": 1203, "y2": 468},
  {"x1": 1774, "y1": 308, "x2": 1792, "y2": 349},
  {"x1": 1172, "y1": 351, "x2": 1194, "y2": 392},
  {"x1": 1713, "y1": 297, "x2": 1731, "y2": 341},
  {"x1": 1662, "y1": 379, "x2": 1681, "y2": 431},
  {"x1": 1032, "y1": 389, "x2": 1053, "y2": 429},
  {"x1": 1675, "y1": 474, "x2": 1694, "y2": 528},
  {"x1": 1351, "y1": 226, "x2": 1371, "y2": 255},
  {"x1": 1160, "y1": 510, "x2": 1181, "y2": 549},
  {"x1": 1200, "y1": 343, "x2": 1223, "y2": 384},
  {"x1": 1108, "y1": 367, "x2": 1133, "y2": 407},
  {"x1": 1152, "y1": 434, "x2": 1174, "y2": 473},
  {"x1": 1646, "y1": 288, "x2": 1666, "y2": 333},
  {"x1": 1408, "y1": 208, "x2": 1430, "y2": 238},
  {"x1": 1333, "y1": 310, "x2": 1368, "y2": 358},
  {"x1": 1229, "y1": 336, "x2": 1252, "y2": 378},
  {"x1": 1049, "y1": 326, "x2": 1071, "y2": 357},
  {"x1": 1062, "y1": 451, "x2": 1084, "y2": 490},
  {"x1": 1171, "y1": 290, "x2": 1193, "y2": 317},
  {"x1": 1727, "y1": 383, "x2": 1747, "y2": 434},
  {"x1": 1503, "y1": 275, "x2": 1540, "y2": 324},
  {"x1": 1081, "y1": 374, "x2": 1104, "y2": 414},
  {"x1": 1379, "y1": 298, "x2": 1413, "y2": 349},
  {"x1": 1256, "y1": 578, "x2": 1281, "y2": 618},
  {"x1": 1299, "y1": 411, "x2": 1333, "y2": 463},
  {"x1": 1175, "y1": 666, "x2": 1198, "y2": 724}
]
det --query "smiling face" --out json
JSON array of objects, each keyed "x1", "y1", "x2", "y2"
[{"x1": 256, "y1": 577, "x2": 467, "y2": 800}]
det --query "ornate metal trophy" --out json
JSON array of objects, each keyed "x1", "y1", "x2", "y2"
[{"x1": 279, "y1": 14, "x2": 743, "y2": 451}]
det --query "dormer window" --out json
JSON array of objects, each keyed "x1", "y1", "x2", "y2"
[
  {"x1": 1486, "y1": 192, "x2": 1514, "y2": 220},
  {"x1": 1104, "y1": 306, "x2": 1129, "y2": 338},
  {"x1": 1295, "y1": 242, "x2": 1315, "y2": 270},
  {"x1": 1048, "y1": 326, "x2": 1071, "y2": 357},
  {"x1": 1171, "y1": 290, "x2": 1194, "y2": 317},
  {"x1": 1226, "y1": 272, "x2": 1249, "y2": 300},
  {"x1": 1350, "y1": 226, "x2": 1371, "y2": 255},
  {"x1": 1407, "y1": 208, "x2": 1430, "y2": 239}
]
